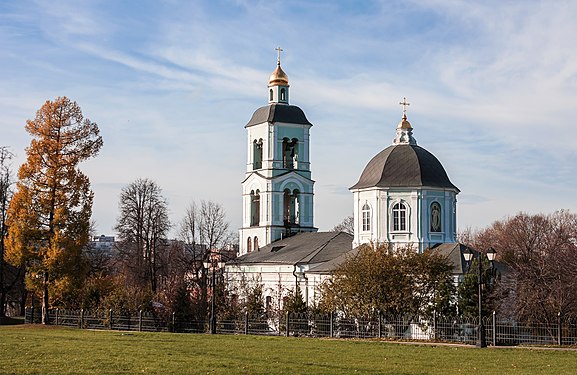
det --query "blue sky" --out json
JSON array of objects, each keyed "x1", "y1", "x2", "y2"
[{"x1": 1, "y1": 0, "x2": 576, "y2": 237}]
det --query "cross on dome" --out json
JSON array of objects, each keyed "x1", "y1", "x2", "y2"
[
  {"x1": 399, "y1": 97, "x2": 410, "y2": 119},
  {"x1": 275, "y1": 46, "x2": 283, "y2": 65}
]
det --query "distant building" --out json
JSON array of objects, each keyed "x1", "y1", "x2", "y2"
[{"x1": 89, "y1": 235, "x2": 115, "y2": 255}]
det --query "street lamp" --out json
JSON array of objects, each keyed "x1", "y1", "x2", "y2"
[
  {"x1": 203, "y1": 259, "x2": 225, "y2": 334},
  {"x1": 463, "y1": 247, "x2": 496, "y2": 348}
]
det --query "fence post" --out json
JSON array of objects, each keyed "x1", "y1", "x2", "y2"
[
  {"x1": 55, "y1": 309, "x2": 59, "y2": 326},
  {"x1": 138, "y1": 310, "x2": 143, "y2": 332},
  {"x1": 432, "y1": 311, "x2": 437, "y2": 341},
  {"x1": 80, "y1": 309, "x2": 84, "y2": 328},
  {"x1": 492, "y1": 311, "x2": 497, "y2": 346},
  {"x1": 378, "y1": 311, "x2": 382, "y2": 339},
  {"x1": 285, "y1": 312, "x2": 290, "y2": 337},
  {"x1": 172, "y1": 312, "x2": 176, "y2": 332},
  {"x1": 244, "y1": 312, "x2": 249, "y2": 335},
  {"x1": 329, "y1": 311, "x2": 334, "y2": 338},
  {"x1": 109, "y1": 309, "x2": 113, "y2": 330},
  {"x1": 557, "y1": 312, "x2": 562, "y2": 346}
]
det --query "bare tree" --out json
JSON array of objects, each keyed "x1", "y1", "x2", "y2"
[
  {"x1": 177, "y1": 200, "x2": 233, "y2": 320},
  {"x1": 114, "y1": 178, "x2": 170, "y2": 293},
  {"x1": 331, "y1": 215, "x2": 354, "y2": 235},
  {"x1": 473, "y1": 211, "x2": 577, "y2": 322},
  {"x1": 199, "y1": 200, "x2": 232, "y2": 253}
]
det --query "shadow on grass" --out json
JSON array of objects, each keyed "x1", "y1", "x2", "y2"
[{"x1": 0, "y1": 316, "x2": 24, "y2": 325}]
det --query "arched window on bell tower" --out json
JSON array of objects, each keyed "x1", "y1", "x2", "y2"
[
  {"x1": 283, "y1": 188, "x2": 300, "y2": 226},
  {"x1": 253, "y1": 139, "x2": 263, "y2": 170},
  {"x1": 254, "y1": 236, "x2": 259, "y2": 251},
  {"x1": 250, "y1": 190, "x2": 260, "y2": 226},
  {"x1": 282, "y1": 138, "x2": 298, "y2": 169},
  {"x1": 247, "y1": 237, "x2": 252, "y2": 253}
]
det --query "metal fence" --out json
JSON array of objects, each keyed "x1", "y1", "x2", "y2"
[{"x1": 24, "y1": 308, "x2": 577, "y2": 347}]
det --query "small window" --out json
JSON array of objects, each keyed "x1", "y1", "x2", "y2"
[
  {"x1": 430, "y1": 202, "x2": 442, "y2": 232},
  {"x1": 280, "y1": 88, "x2": 286, "y2": 101},
  {"x1": 362, "y1": 203, "x2": 371, "y2": 232},
  {"x1": 247, "y1": 237, "x2": 252, "y2": 253},
  {"x1": 392, "y1": 202, "x2": 407, "y2": 232},
  {"x1": 269, "y1": 89, "x2": 273, "y2": 101},
  {"x1": 254, "y1": 236, "x2": 259, "y2": 251}
]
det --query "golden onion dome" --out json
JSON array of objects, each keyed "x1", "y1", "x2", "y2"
[
  {"x1": 396, "y1": 114, "x2": 412, "y2": 130},
  {"x1": 268, "y1": 64, "x2": 289, "y2": 86}
]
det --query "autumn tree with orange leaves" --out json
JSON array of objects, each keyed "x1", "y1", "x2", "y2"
[{"x1": 5, "y1": 97, "x2": 102, "y2": 324}]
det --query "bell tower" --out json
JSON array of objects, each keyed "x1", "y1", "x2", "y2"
[{"x1": 239, "y1": 49, "x2": 317, "y2": 256}]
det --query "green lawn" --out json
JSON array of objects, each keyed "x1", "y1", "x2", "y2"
[{"x1": 1, "y1": 325, "x2": 576, "y2": 374}]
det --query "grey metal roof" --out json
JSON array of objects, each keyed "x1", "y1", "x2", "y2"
[
  {"x1": 245, "y1": 103, "x2": 312, "y2": 127},
  {"x1": 430, "y1": 242, "x2": 470, "y2": 274},
  {"x1": 230, "y1": 231, "x2": 353, "y2": 266},
  {"x1": 350, "y1": 144, "x2": 459, "y2": 191}
]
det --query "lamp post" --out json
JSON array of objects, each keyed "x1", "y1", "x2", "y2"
[
  {"x1": 203, "y1": 259, "x2": 225, "y2": 334},
  {"x1": 463, "y1": 247, "x2": 496, "y2": 348}
]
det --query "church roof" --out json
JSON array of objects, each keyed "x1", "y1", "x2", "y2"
[
  {"x1": 430, "y1": 242, "x2": 470, "y2": 274},
  {"x1": 350, "y1": 144, "x2": 459, "y2": 191},
  {"x1": 245, "y1": 103, "x2": 312, "y2": 128},
  {"x1": 230, "y1": 231, "x2": 353, "y2": 266}
]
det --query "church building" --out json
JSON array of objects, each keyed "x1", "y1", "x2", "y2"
[{"x1": 227, "y1": 51, "x2": 467, "y2": 306}]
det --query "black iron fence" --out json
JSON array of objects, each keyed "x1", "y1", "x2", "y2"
[{"x1": 24, "y1": 308, "x2": 577, "y2": 347}]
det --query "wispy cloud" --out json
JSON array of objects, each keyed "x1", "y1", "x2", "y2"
[{"x1": 1, "y1": 0, "x2": 576, "y2": 235}]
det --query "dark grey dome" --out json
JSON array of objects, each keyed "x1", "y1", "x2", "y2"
[
  {"x1": 350, "y1": 144, "x2": 459, "y2": 191},
  {"x1": 246, "y1": 103, "x2": 312, "y2": 127}
]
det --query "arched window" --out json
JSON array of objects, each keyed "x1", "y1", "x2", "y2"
[
  {"x1": 247, "y1": 237, "x2": 252, "y2": 253},
  {"x1": 254, "y1": 236, "x2": 259, "y2": 251},
  {"x1": 253, "y1": 139, "x2": 263, "y2": 169},
  {"x1": 282, "y1": 138, "x2": 298, "y2": 169},
  {"x1": 362, "y1": 203, "x2": 371, "y2": 232},
  {"x1": 430, "y1": 202, "x2": 442, "y2": 232},
  {"x1": 283, "y1": 188, "x2": 300, "y2": 225},
  {"x1": 269, "y1": 89, "x2": 273, "y2": 101},
  {"x1": 392, "y1": 202, "x2": 408, "y2": 232},
  {"x1": 250, "y1": 190, "x2": 260, "y2": 226},
  {"x1": 280, "y1": 88, "x2": 286, "y2": 101}
]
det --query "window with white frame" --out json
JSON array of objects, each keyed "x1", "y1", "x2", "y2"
[
  {"x1": 392, "y1": 202, "x2": 408, "y2": 232},
  {"x1": 362, "y1": 203, "x2": 371, "y2": 232}
]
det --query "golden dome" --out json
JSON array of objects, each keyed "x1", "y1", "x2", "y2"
[
  {"x1": 268, "y1": 64, "x2": 289, "y2": 86},
  {"x1": 396, "y1": 114, "x2": 412, "y2": 130}
]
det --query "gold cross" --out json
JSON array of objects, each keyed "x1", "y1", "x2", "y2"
[
  {"x1": 399, "y1": 97, "x2": 410, "y2": 118},
  {"x1": 275, "y1": 46, "x2": 283, "y2": 65}
]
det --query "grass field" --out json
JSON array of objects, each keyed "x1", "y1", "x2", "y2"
[{"x1": 1, "y1": 325, "x2": 577, "y2": 374}]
